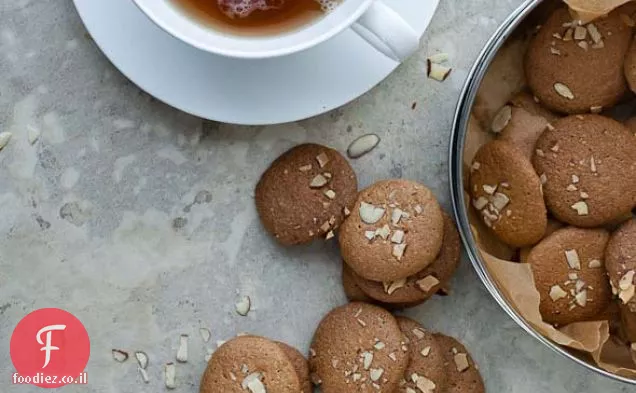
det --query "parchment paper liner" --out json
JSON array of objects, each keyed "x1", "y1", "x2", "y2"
[
  {"x1": 565, "y1": 0, "x2": 633, "y2": 22},
  {"x1": 463, "y1": 0, "x2": 636, "y2": 378},
  {"x1": 592, "y1": 336, "x2": 636, "y2": 377}
]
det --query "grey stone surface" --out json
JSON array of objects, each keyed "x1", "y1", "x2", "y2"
[{"x1": 0, "y1": 0, "x2": 632, "y2": 392}]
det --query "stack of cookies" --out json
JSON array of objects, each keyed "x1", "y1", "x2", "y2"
[
  {"x1": 245, "y1": 142, "x2": 475, "y2": 392},
  {"x1": 199, "y1": 303, "x2": 485, "y2": 393},
  {"x1": 255, "y1": 144, "x2": 462, "y2": 309},
  {"x1": 309, "y1": 302, "x2": 484, "y2": 393},
  {"x1": 338, "y1": 180, "x2": 461, "y2": 308},
  {"x1": 469, "y1": 4, "x2": 636, "y2": 356}
]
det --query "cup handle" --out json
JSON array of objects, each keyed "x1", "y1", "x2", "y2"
[{"x1": 350, "y1": 1, "x2": 420, "y2": 62}]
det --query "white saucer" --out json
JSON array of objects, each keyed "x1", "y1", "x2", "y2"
[{"x1": 73, "y1": 0, "x2": 439, "y2": 125}]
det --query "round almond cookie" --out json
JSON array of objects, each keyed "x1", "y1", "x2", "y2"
[
  {"x1": 433, "y1": 334, "x2": 485, "y2": 393},
  {"x1": 276, "y1": 342, "x2": 312, "y2": 393},
  {"x1": 200, "y1": 335, "x2": 301, "y2": 393},
  {"x1": 309, "y1": 302, "x2": 410, "y2": 393},
  {"x1": 605, "y1": 219, "x2": 636, "y2": 312},
  {"x1": 525, "y1": 7, "x2": 632, "y2": 114},
  {"x1": 255, "y1": 143, "x2": 358, "y2": 245},
  {"x1": 527, "y1": 227, "x2": 612, "y2": 326},
  {"x1": 470, "y1": 140, "x2": 547, "y2": 247},
  {"x1": 350, "y1": 212, "x2": 461, "y2": 305},
  {"x1": 396, "y1": 317, "x2": 447, "y2": 393},
  {"x1": 626, "y1": 40, "x2": 636, "y2": 93},
  {"x1": 338, "y1": 179, "x2": 444, "y2": 282},
  {"x1": 532, "y1": 115, "x2": 636, "y2": 227}
]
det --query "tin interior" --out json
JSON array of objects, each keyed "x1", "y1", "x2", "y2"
[{"x1": 449, "y1": 0, "x2": 636, "y2": 385}]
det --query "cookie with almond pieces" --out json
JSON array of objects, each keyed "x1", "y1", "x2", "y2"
[
  {"x1": 464, "y1": 190, "x2": 516, "y2": 261},
  {"x1": 527, "y1": 227, "x2": 612, "y2": 326},
  {"x1": 255, "y1": 143, "x2": 358, "y2": 245},
  {"x1": 434, "y1": 334, "x2": 485, "y2": 393},
  {"x1": 338, "y1": 180, "x2": 444, "y2": 282},
  {"x1": 396, "y1": 317, "x2": 447, "y2": 393},
  {"x1": 532, "y1": 115, "x2": 636, "y2": 227},
  {"x1": 309, "y1": 302, "x2": 410, "y2": 393},
  {"x1": 470, "y1": 140, "x2": 547, "y2": 247},
  {"x1": 350, "y1": 212, "x2": 460, "y2": 305},
  {"x1": 200, "y1": 335, "x2": 301, "y2": 393},
  {"x1": 605, "y1": 219, "x2": 636, "y2": 312},
  {"x1": 525, "y1": 7, "x2": 633, "y2": 114}
]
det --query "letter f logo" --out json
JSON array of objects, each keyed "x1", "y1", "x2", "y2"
[{"x1": 36, "y1": 325, "x2": 66, "y2": 369}]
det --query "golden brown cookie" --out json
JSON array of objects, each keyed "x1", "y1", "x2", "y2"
[
  {"x1": 509, "y1": 91, "x2": 561, "y2": 123},
  {"x1": 255, "y1": 143, "x2": 358, "y2": 245},
  {"x1": 338, "y1": 180, "x2": 444, "y2": 282},
  {"x1": 527, "y1": 227, "x2": 612, "y2": 326},
  {"x1": 396, "y1": 317, "x2": 447, "y2": 393},
  {"x1": 309, "y1": 302, "x2": 410, "y2": 393},
  {"x1": 495, "y1": 105, "x2": 550, "y2": 159},
  {"x1": 525, "y1": 7, "x2": 633, "y2": 114},
  {"x1": 605, "y1": 219, "x2": 636, "y2": 312},
  {"x1": 433, "y1": 334, "x2": 485, "y2": 393},
  {"x1": 200, "y1": 335, "x2": 301, "y2": 393},
  {"x1": 470, "y1": 140, "x2": 547, "y2": 247},
  {"x1": 626, "y1": 40, "x2": 636, "y2": 93},
  {"x1": 276, "y1": 342, "x2": 312, "y2": 393},
  {"x1": 350, "y1": 212, "x2": 460, "y2": 305},
  {"x1": 533, "y1": 115, "x2": 636, "y2": 227}
]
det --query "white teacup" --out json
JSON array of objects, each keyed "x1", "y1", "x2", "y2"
[{"x1": 133, "y1": 0, "x2": 420, "y2": 61}]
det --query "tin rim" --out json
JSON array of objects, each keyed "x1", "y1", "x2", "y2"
[{"x1": 448, "y1": 0, "x2": 636, "y2": 385}]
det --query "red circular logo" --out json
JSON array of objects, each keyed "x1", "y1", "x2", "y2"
[{"x1": 10, "y1": 308, "x2": 90, "y2": 388}]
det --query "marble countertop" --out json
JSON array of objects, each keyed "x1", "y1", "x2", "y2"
[{"x1": 0, "y1": 0, "x2": 632, "y2": 392}]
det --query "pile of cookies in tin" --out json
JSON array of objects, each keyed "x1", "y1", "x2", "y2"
[
  {"x1": 468, "y1": 2, "x2": 636, "y2": 368},
  {"x1": 198, "y1": 142, "x2": 481, "y2": 393}
]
